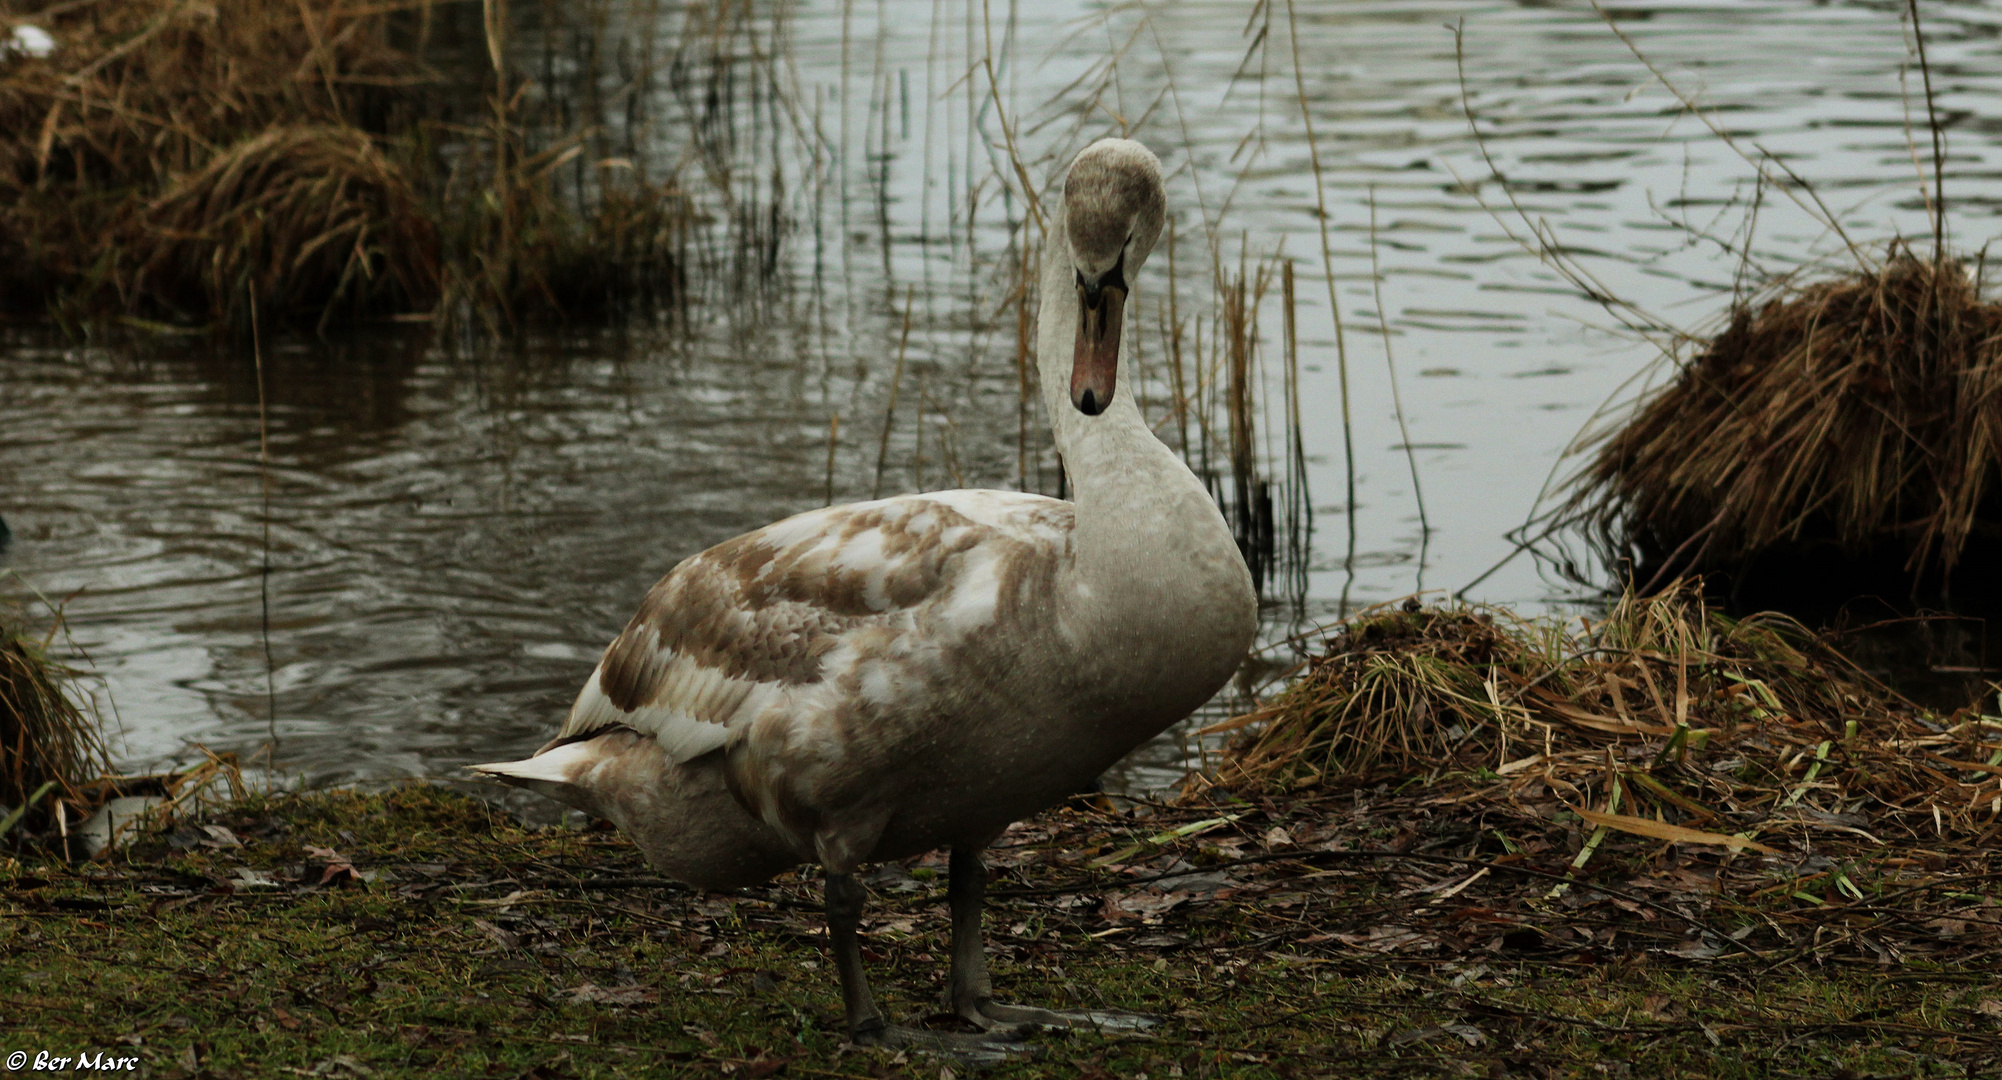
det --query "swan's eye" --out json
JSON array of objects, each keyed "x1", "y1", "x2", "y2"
[
  {"x1": 1075, "y1": 249, "x2": 1127, "y2": 306},
  {"x1": 1102, "y1": 249, "x2": 1128, "y2": 293}
]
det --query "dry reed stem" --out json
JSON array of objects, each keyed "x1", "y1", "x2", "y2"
[
  {"x1": 1283, "y1": 0, "x2": 1357, "y2": 601},
  {"x1": 1367, "y1": 186, "x2": 1430, "y2": 548},
  {"x1": 1586, "y1": 0, "x2": 1870, "y2": 273},
  {"x1": 871, "y1": 284, "x2": 916, "y2": 500}
]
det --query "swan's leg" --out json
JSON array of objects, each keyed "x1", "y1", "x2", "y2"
[
  {"x1": 826, "y1": 872, "x2": 888, "y2": 1037},
  {"x1": 946, "y1": 847, "x2": 1161, "y2": 1033},
  {"x1": 825, "y1": 870, "x2": 1031, "y2": 1057},
  {"x1": 945, "y1": 847, "x2": 998, "y2": 1022}
]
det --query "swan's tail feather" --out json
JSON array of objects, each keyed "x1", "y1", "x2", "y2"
[{"x1": 468, "y1": 740, "x2": 607, "y2": 812}]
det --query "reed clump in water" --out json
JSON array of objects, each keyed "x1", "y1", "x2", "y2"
[
  {"x1": 136, "y1": 125, "x2": 441, "y2": 329},
  {"x1": 1208, "y1": 583, "x2": 2002, "y2": 847},
  {"x1": 1564, "y1": 248, "x2": 2002, "y2": 592},
  {"x1": 0, "y1": 0, "x2": 684, "y2": 329},
  {"x1": 435, "y1": 148, "x2": 690, "y2": 331},
  {"x1": 0, "y1": 0, "x2": 432, "y2": 324},
  {"x1": 0, "y1": 610, "x2": 105, "y2": 828}
]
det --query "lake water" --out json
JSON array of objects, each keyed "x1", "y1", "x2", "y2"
[{"x1": 6, "y1": 0, "x2": 2002, "y2": 792}]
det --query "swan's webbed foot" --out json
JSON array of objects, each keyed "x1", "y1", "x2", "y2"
[
  {"x1": 827, "y1": 847, "x2": 1161, "y2": 1064},
  {"x1": 827, "y1": 869, "x2": 1038, "y2": 1062},
  {"x1": 944, "y1": 848, "x2": 1165, "y2": 1038},
  {"x1": 961, "y1": 999, "x2": 1163, "y2": 1033},
  {"x1": 848, "y1": 1020, "x2": 1037, "y2": 1062}
]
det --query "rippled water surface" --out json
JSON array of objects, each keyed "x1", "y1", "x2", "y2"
[{"x1": 8, "y1": 0, "x2": 2002, "y2": 789}]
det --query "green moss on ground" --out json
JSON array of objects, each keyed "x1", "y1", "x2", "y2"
[{"x1": 1, "y1": 787, "x2": 1996, "y2": 1078}]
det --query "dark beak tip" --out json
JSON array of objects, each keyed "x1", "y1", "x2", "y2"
[{"x1": 1075, "y1": 389, "x2": 1102, "y2": 416}]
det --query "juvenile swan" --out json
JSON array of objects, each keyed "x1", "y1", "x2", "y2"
[{"x1": 474, "y1": 138, "x2": 1257, "y2": 1050}]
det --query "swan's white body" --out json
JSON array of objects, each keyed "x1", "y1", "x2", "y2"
[{"x1": 474, "y1": 138, "x2": 1256, "y2": 1045}]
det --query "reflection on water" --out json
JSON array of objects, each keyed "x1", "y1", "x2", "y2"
[{"x1": 7, "y1": 0, "x2": 2002, "y2": 790}]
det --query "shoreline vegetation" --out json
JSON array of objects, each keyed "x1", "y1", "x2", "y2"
[
  {"x1": 0, "y1": 0, "x2": 687, "y2": 333},
  {"x1": 4, "y1": 589, "x2": 1998, "y2": 1077},
  {"x1": 1210, "y1": 582, "x2": 2002, "y2": 848}
]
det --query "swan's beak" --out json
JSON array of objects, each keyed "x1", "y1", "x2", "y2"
[{"x1": 1072, "y1": 278, "x2": 1124, "y2": 416}]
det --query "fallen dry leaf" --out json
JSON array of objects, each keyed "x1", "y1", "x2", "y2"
[
  {"x1": 562, "y1": 984, "x2": 657, "y2": 1006},
  {"x1": 304, "y1": 845, "x2": 362, "y2": 886},
  {"x1": 1334, "y1": 925, "x2": 1433, "y2": 953},
  {"x1": 471, "y1": 918, "x2": 521, "y2": 950}
]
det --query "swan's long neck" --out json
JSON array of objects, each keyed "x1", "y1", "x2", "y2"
[
  {"x1": 1037, "y1": 205, "x2": 1253, "y2": 708},
  {"x1": 1035, "y1": 209, "x2": 1182, "y2": 495}
]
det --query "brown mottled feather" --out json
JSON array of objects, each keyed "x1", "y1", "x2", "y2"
[{"x1": 562, "y1": 493, "x2": 1073, "y2": 749}]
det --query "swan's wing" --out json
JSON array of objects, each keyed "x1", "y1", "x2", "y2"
[{"x1": 549, "y1": 491, "x2": 1073, "y2": 764}]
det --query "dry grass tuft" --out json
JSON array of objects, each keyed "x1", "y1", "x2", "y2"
[
  {"x1": 1214, "y1": 601, "x2": 1549, "y2": 784},
  {"x1": 136, "y1": 125, "x2": 439, "y2": 326},
  {"x1": 0, "y1": 0, "x2": 422, "y2": 184},
  {"x1": 0, "y1": 609, "x2": 106, "y2": 818},
  {"x1": 1211, "y1": 583, "x2": 2002, "y2": 846},
  {"x1": 1564, "y1": 248, "x2": 2002, "y2": 586}
]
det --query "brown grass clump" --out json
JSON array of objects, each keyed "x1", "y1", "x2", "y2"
[
  {"x1": 135, "y1": 125, "x2": 440, "y2": 328},
  {"x1": 0, "y1": 0, "x2": 435, "y2": 324},
  {"x1": 1564, "y1": 249, "x2": 2002, "y2": 588},
  {"x1": 0, "y1": 610, "x2": 106, "y2": 822},
  {"x1": 1215, "y1": 601, "x2": 1552, "y2": 784},
  {"x1": 0, "y1": 0, "x2": 423, "y2": 185},
  {"x1": 1210, "y1": 583, "x2": 2002, "y2": 849},
  {"x1": 0, "y1": 0, "x2": 684, "y2": 329}
]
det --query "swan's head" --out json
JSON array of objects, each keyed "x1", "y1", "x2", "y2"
[{"x1": 1062, "y1": 139, "x2": 1165, "y2": 416}]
